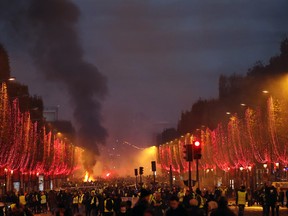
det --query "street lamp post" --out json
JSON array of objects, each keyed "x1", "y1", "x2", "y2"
[
  {"x1": 263, "y1": 163, "x2": 268, "y2": 182},
  {"x1": 239, "y1": 167, "x2": 244, "y2": 185},
  {"x1": 263, "y1": 163, "x2": 268, "y2": 172},
  {"x1": 247, "y1": 166, "x2": 252, "y2": 189},
  {"x1": 10, "y1": 170, "x2": 14, "y2": 191},
  {"x1": 275, "y1": 162, "x2": 280, "y2": 181},
  {"x1": 4, "y1": 168, "x2": 8, "y2": 194}
]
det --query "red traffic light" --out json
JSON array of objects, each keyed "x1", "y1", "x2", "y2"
[{"x1": 193, "y1": 140, "x2": 202, "y2": 159}]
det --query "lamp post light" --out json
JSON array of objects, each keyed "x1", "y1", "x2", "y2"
[
  {"x1": 8, "y1": 77, "x2": 16, "y2": 81},
  {"x1": 0, "y1": 77, "x2": 16, "y2": 83}
]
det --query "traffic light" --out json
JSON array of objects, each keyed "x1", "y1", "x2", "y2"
[
  {"x1": 151, "y1": 161, "x2": 156, "y2": 172},
  {"x1": 134, "y1": 168, "x2": 138, "y2": 176},
  {"x1": 139, "y1": 167, "x2": 144, "y2": 175},
  {"x1": 183, "y1": 144, "x2": 193, "y2": 161},
  {"x1": 193, "y1": 140, "x2": 202, "y2": 159}
]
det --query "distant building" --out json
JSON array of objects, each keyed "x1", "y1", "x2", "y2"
[
  {"x1": 43, "y1": 106, "x2": 59, "y2": 122},
  {"x1": 0, "y1": 44, "x2": 11, "y2": 80}
]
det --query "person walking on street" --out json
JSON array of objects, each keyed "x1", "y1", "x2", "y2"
[
  {"x1": 286, "y1": 189, "x2": 288, "y2": 208},
  {"x1": 165, "y1": 195, "x2": 188, "y2": 216},
  {"x1": 195, "y1": 188, "x2": 206, "y2": 216},
  {"x1": 40, "y1": 191, "x2": 47, "y2": 213},
  {"x1": 210, "y1": 196, "x2": 236, "y2": 216},
  {"x1": 103, "y1": 195, "x2": 114, "y2": 216},
  {"x1": 72, "y1": 192, "x2": 79, "y2": 214},
  {"x1": 90, "y1": 190, "x2": 100, "y2": 216},
  {"x1": 266, "y1": 184, "x2": 277, "y2": 216},
  {"x1": 132, "y1": 189, "x2": 152, "y2": 216},
  {"x1": 278, "y1": 189, "x2": 284, "y2": 207},
  {"x1": 151, "y1": 192, "x2": 166, "y2": 216},
  {"x1": 236, "y1": 186, "x2": 247, "y2": 216},
  {"x1": 259, "y1": 186, "x2": 269, "y2": 216}
]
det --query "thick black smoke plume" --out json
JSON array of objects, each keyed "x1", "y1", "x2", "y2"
[{"x1": 0, "y1": 0, "x2": 108, "y2": 172}]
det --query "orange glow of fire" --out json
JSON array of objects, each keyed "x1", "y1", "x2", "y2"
[{"x1": 83, "y1": 171, "x2": 94, "y2": 182}]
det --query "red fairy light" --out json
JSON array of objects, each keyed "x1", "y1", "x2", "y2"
[
  {"x1": 157, "y1": 96, "x2": 288, "y2": 173},
  {"x1": 0, "y1": 83, "x2": 78, "y2": 175}
]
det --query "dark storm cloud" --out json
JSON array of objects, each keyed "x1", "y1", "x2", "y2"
[{"x1": 0, "y1": 0, "x2": 108, "y2": 172}]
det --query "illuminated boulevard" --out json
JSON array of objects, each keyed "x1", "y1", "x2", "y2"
[{"x1": 1, "y1": 1, "x2": 288, "y2": 216}]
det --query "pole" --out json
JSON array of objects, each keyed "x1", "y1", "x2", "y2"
[
  {"x1": 169, "y1": 165, "x2": 173, "y2": 190},
  {"x1": 196, "y1": 159, "x2": 199, "y2": 189},
  {"x1": 4, "y1": 172, "x2": 7, "y2": 194},
  {"x1": 135, "y1": 176, "x2": 138, "y2": 189},
  {"x1": 153, "y1": 172, "x2": 156, "y2": 186},
  {"x1": 139, "y1": 175, "x2": 142, "y2": 188},
  {"x1": 188, "y1": 161, "x2": 192, "y2": 192}
]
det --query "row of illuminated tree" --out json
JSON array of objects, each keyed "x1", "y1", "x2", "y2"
[
  {"x1": 0, "y1": 82, "x2": 82, "y2": 175},
  {"x1": 158, "y1": 38, "x2": 288, "y2": 173},
  {"x1": 158, "y1": 95, "x2": 288, "y2": 173}
]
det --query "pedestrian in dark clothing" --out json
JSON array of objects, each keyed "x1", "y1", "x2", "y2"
[
  {"x1": 113, "y1": 194, "x2": 122, "y2": 214},
  {"x1": 151, "y1": 192, "x2": 166, "y2": 216},
  {"x1": 125, "y1": 200, "x2": 133, "y2": 216},
  {"x1": 278, "y1": 189, "x2": 284, "y2": 207},
  {"x1": 89, "y1": 190, "x2": 100, "y2": 216},
  {"x1": 259, "y1": 187, "x2": 268, "y2": 216},
  {"x1": 266, "y1": 185, "x2": 277, "y2": 216},
  {"x1": 131, "y1": 189, "x2": 152, "y2": 216},
  {"x1": 83, "y1": 191, "x2": 91, "y2": 216},
  {"x1": 182, "y1": 190, "x2": 194, "y2": 209},
  {"x1": 48, "y1": 190, "x2": 58, "y2": 214},
  {"x1": 196, "y1": 188, "x2": 205, "y2": 216},
  {"x1": 214, "y1": 187, "x2": 222, "y2": 201},
  {"x1": 186, "y1": 198, "x2": 199, "y2": 216},
  {"x1": 144, "y1": 209, "x2": 155, "y2": 216},
  {"x1": 165, "y1": 195, "x2": 188, "y2": 216},
  {"x1": 210, "y1": 196, "x2": 236, "y2": 216},
  {"x1": 117, "y1": 201, "x2": 128, "y2": 216},
  {"x1": 286, "y1": 189, "x2": 288, "y2": 208}
]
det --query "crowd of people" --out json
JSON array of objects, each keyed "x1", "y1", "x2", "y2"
[{"x1": 0, "y1": 181, "x2": 287, "y2": 216}]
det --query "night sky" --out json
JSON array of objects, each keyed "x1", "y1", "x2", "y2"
[{"x1": 2, "y1": 0, "x2": 288, "y2": 149}]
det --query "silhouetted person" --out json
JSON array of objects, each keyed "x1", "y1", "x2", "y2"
[
  {"x1": 165, "y1": 195, "x2": 188, "y2": 216},
  {"x1": 131, "y1": 189, "x2": 152, "y2": 216},
  {"x1": 266, "y1": 185, "x2": 277, "y2": 216},
  {"x1": 211, "y1": 196, "x2": 236, "y2": 216}
]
